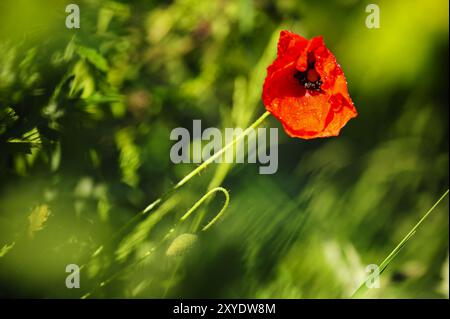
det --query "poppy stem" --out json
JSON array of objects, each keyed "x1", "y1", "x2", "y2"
[
  {"x1": 80, "y1": 111, "x2": 271, "y2": 274},
  {"x1": 138, "y1": 111, "x2": 270, "y2": 217},
  {"x1": 146, "y1": 110, "x2": 270, "y2": 211},
  {"x1": 171, "y1": 110, "x2": 272, "y2": 191},
  {"x1": 181, "y1": 187, "x2": 230, "y2": 232},
  {"x1": 81, "y1": 187, "x2": 230, "y2": 299}
]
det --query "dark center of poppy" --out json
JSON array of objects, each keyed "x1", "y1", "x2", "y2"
[{"x1": 294, "y1": 61, "x2": 323, "y2": 92}]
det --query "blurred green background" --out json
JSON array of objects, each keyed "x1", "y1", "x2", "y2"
[{"x1": 0, "y1": 0, "x2": 448, "y2": 298}]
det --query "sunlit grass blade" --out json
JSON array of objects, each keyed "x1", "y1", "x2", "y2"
[{"x1": 352, "y1": 189, "x2": 449, "y2": 298}]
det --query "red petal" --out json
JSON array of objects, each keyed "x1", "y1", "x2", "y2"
[{"x1": 262, "y1": 31, "x2": 358, "y2": 139}]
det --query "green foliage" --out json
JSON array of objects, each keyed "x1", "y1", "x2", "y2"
[{"x1": 0, "y1": 0, "x2": 448, "y2": 299}]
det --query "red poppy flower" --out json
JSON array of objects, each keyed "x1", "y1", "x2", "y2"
[{"x1": 262, "y1": 30, "x2": 357, "y2": 139}]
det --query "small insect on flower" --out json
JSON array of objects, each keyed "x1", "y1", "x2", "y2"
[{"x1": 262, "y1": 30, "x2": 357, "y2": 139}]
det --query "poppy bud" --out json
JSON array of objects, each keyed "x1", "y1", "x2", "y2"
[{"x1": 166, "y1": 233, "x2": 198, "y2": 257}]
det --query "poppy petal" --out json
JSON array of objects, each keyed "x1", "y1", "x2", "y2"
[{"x1": 262, "y1": 30, "x2": 358, "y2": 139}]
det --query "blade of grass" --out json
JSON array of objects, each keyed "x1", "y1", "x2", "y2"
[{"x1": 352, "y1": 189, "x2": 449, "y2": 298}]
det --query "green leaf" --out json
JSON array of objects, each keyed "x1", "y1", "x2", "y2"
[
  {"x1": 0, "y1": 242, "x2": 15, "y2": 258},
  {"x1": 76, "y1": 46, "x2": 109, "y2": 72}
]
